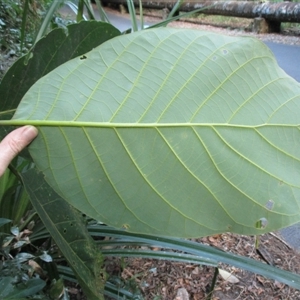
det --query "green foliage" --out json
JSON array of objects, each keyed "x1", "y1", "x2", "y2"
[
  {"x1": 0, "y1": 0, "x2": 23, "y2": 50},
  {"x1": 0, "y1": 156, "x2": 52, "y2": 298},
  {"x1": 0, "y1": 0, "x2": 52, "y2": 53},
  {"x1": 22, "y1": 168, "x2": 106, "y2": 299},
  {"x1": 168, "y1": 0, "x2": 184, "y2": 18},
  {"x1": 0, "y1": 151, "x2": 33, "y2": 234},
  {"x1": 0, "y1": 277, "x2": 46, "y2": 299},
  {"x1": 0, "y1": 0, "x2": 30, "y2": 53},
  {"x1": 0, "y1": 21, "x2": 120, "y2": 114},
  {"x1": 32, "y1": 0, "x2": 105, "y2": 44},
  {"x1": 0, "y1": 19, "x2": 120, "y2": 299},
  {"x1": 6, "y1": 28, "x2": 300, "y2": 238},
  {"x1": 2, "y1": 1, "x2": 300, "y2": 299}
]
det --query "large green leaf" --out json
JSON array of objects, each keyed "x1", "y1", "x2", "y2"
[{"x1": 4, "y1": 28, "x2": 300, "y2": 237}]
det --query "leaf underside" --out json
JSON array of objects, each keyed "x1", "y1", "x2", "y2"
[{"x1": 12, "y1": 28, "x2": 300, "y2": 237}]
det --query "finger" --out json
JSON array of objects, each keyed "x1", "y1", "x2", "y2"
[{"x1": 0, "y1": 126, "x2": 38, "y2": 177}]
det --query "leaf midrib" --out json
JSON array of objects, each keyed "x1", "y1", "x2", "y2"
[{"x1": 1, "y1": 120, "x2": 299, "y2": 128}]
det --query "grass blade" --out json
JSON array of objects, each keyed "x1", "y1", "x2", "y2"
[
  {"x1": 77, "y1": 0, "x2": 84, "y2": 22},
  {"x1": 83, "y1": 0, "x2": 96, "y2": 20},
  {"x1": 20, "y1": 0, "x2": 30, "y2": 51},
  {"x1": 148, "y1": 5, "x2": 216, "y2": 29},
  {"x1": 168, "y1": 0, "x2": 184, "y2": 19},
  {"x1": 138, "y1": 0, "x2": 144, "y2": 29},
  {"x1": 34, "y1": 0, "x2": 65, "y2": 44},
  {"x1": 88, "y1": 225, "x2": 300, "y2": 289},
  {"x1": 94, "y1": 0, "x2": 110, "y2": 22},
  {"x1": 101, "y1": 248, "x2": 217, "y2": 266}
]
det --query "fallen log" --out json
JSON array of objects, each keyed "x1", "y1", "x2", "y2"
[
  {"x1": 103, "y1": 1, "x2": 300, "y2": 22},
  {"x1": 102, "y1": 0, "x2": 300, "y2": 32}
]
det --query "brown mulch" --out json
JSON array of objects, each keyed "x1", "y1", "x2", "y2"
[{"x1": 104, "y1": 232, "x2": 300, "y2": 299}]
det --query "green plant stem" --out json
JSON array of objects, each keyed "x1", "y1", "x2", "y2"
[
  {"x1": 207, "y1": 267, "x2": 218, "y2": 300},
  {"x1": 148, "y1": 5, "x2": 218, "y2": 29},
  {"x1": 94, "y1": 0, "x2": 109, "y2": 22},
  {"x1": 168, "y1": 0, "x2": 184, "y2": 19},
  {"x1": 20, "y1": 0, "x2": 30, "y2": 51},
  {"x1": 83, "y1": 0, "x2": 96, "y2": 20},
  {"x1": 77, "y1": 0, "x2": 84, "y2": 22},
  {"x1": 19, "y1": 211, "x2": 37, "y2": 231},
  {"x1": 138, "y1": 0, "x2": 144, "y2": 29},
  {"x1": 7, "y1": 164, "x2": 22, "y2": 182},
  {"x1": 255, "y1": 235, "x2": 260, "y2": 249},
  {"x1": 127, "y1": 0, "x2": 138, "y2": 31}
]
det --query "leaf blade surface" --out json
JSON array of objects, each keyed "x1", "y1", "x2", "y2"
[{"x1": 12, "y1": 28, "x2": 300, "y2": 237}]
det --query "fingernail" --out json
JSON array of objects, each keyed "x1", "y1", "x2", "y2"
[{"x1": 23, "y1": 125, "x2": 38, "y2": 140}]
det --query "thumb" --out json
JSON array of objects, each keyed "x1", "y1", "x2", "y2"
[{"x1": 0, "y1": 126, "x2": 38, "y2": 177}]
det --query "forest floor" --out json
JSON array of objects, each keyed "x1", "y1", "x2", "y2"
[{"x1": 104, "y1": 232, "x2": 300, "y2": 299}]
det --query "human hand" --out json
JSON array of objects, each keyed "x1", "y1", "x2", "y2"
[{"x1": 0, "y1": 126, "x2": 38, "y2": 177}]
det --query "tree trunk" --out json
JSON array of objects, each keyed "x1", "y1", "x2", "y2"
[{"x1": 103, "y1": 0, "x2": 300, "y2": 23}]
